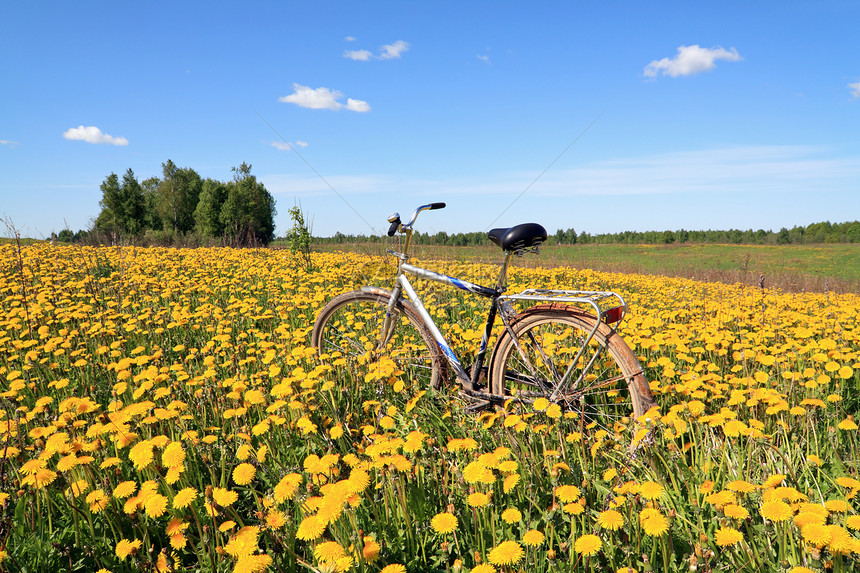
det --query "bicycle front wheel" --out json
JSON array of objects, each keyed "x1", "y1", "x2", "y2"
[
  {"x1": 311, "y1": 290, "x2": 447, "y2": 390},
  {"x1": 490, "y1": 306, "x2": 655, "y2": 424}
]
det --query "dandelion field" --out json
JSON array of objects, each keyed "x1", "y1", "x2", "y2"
[{"x1": 1, "y1": 244, "x2": 859, "y2": 573}]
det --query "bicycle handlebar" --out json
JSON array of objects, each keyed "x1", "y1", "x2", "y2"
[{"x1": 387, "y1": 202, "x2": 446, "y2": 236}]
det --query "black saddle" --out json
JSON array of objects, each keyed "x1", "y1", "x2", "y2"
[{"x1": 488, "y1": 223, "x2": 548, "y2": 252}]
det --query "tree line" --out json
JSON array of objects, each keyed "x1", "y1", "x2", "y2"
[
  {"x1": 55, "y1": 160, "x2": 277, "y2": 247},
  {"x1": 313, "y1": 220, "x2": 860, "y2": 246}
]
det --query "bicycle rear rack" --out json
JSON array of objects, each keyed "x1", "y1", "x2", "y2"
[{"x1": 499, "y1": 289, "x2": 628, "y2": 325}]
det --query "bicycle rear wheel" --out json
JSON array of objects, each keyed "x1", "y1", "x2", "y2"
[
  {"x1": 490, "y1": 305, "x2": 655, "y2": 425},
  {"x1": 311, "y1": 290, "x2": 446, "y2": 390}
]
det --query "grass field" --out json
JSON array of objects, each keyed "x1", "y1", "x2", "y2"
[
  {"x1": 313, "y1": 243, "x2": 860, "y2": 294},
  {"x1": 1, "y1": 244, "x2": 859, "y2": 572}
]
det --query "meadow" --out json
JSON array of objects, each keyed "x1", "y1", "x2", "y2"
[
  {"x1": 313, "y1": 243, "x2": 860, "y2": 294},
  {"x1": 0, "y1": 243, "x2": 858, "y2": 572}
]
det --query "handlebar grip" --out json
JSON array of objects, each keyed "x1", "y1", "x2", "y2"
[
  {"x1": 387, "y1": 220, "x2": 400, "y2": 236},
  {"x1": 429, "y1": 202, "x2": 446, "y2": 210}
]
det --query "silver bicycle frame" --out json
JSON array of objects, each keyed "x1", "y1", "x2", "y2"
[{"x1": 376, "y1": 255, "x2": 630, "y2": 397}]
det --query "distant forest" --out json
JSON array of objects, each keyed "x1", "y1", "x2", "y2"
[
  {"x1": 53, "y1": 160, "x2": 277, "y2": 247},
  {"x1": 314, "y1": 220, "x2": 860, "y2": 246}
]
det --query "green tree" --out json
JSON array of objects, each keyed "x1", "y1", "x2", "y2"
[
  {"x1": 156, "y1": 160, "x2": 202, "y2": 234},
  {"x1": 194, "y1": 178, "x2": 229, "y2": 237},
  {"x1": 220, "y1": 162, "x2": 276, "y2": 246}
]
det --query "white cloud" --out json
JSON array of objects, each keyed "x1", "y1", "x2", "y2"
[
  {"x1": 0, "y1": 139, "x2": 20, "y2": 148},
  {"x1": 271, "y1": 140, "x2": 309, "y2": 151},
  {"x1": 644, "y1": 45, "x2": 741, "y2": 78},
  {"x1": 343, "y1": 40, "x2": 410, "y2": 61},
  {"x1": 344, "y1": 36, "x2": 356, "y2": 42},
  {"x1": 379, "y1": 40, "x2": 410, "y2": 59},
  {"x1": 477, "y1": 54, "x2": 490, "y2": 63},
  {"x1": 62, "y1": 125, "x2": 128, "y2": 145},
  {"x1": 344, "y1": 49, "x2": 373, "y2": 61},
  {"x1": 279, "y1": 83, "x2": 371, "y2": 112},
  {"x1": 849, "y1": 81, "x2": 860, "y2": 98}
]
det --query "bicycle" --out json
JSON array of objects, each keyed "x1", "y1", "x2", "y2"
[{"x1": 311, "y1": 203, "x2": 656, "y2": 424}]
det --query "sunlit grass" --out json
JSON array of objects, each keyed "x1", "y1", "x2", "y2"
[{"x1": 0, "y1": 243, "x2": 858, "y2": 572}]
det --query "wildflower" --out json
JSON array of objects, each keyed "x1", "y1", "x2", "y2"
[
  {"x1": 296, "y1": 515, "x2": 326, "y2": 540},
  {"x1": 603, "y1": 468, "x2": 618, "y2": 482},
  {"x1": 723, "y1": 504, "x2": 750, "y2": 520},
  {"x1": 463, "y1": 461, "x2": 495, "y2": 485},
  {"x1": 597, "y1": 510, "x2": 624, "y2": 530},
  {"x1": 274, "y1": 473, "x2": 303, "y2": 502},
  {"x1": 714, "y1": 527, "x2": 743, "y2": 547},
  {"x1": 639, "y1": 508, "x2": 669, "y2": 536},
  {"x1": 225, "y1": 526, "x2": 260, "y2": 558},
  {"x1": 212, "y1": 487, "x2": 238, "y2": 507},
  {"x1": 726, "y1": 480, "x2": 756, "y2": 494},
  {"x1": 468, "y1": 492, "x2": 490, "y2": 508},
  {"x1": 574, "y1": 534, "x2": 602, "y2": 556},
  {"x1": 555, "y1": 484, "x2": 580, "y2": 503},
  {"x1": 128, "y1": 440, "x2": 154, "y2": 471},
  {"x1": 233, "y1": 463, "x2": 257, "y2": 486},
  {"x1": 173, "y1": 488, "x2": 197, "y2": 509},
  {"x1": 114, "y1": 481, "x2": 137, "y2": 499},
  {"x1": 115, "y1": 538, "x2": 142, "y2": 561},
  {"x1": 503, "y1": 474, "x2": 520, "y2": 493},
  {"x1": 824, "y1": 499, "x2": 849, "y2": 513},
  {"x1": 380, "y1": 565, "x2": 406, "y2": 573},
  {"x1": 759, "y1": 500, "x2": 793, "y2": 522},
  {"x1": 430, "y1": 512, "x2": 458, "y2": 534},
  {"x1": 488, "y1": 540, "x2": 524, "y2": 565},
  {"x1": 638, "y1": 481, "x2": 664, "y2": 500},
  {"x1": 837, "y1": 418, "x2": 858, "y2": 431},
  {"x1": 314, "y1": 541, "x2": 346, "y2": 562},
  {"x1": 265, "y1": 510, "x2": 287, "y2": 529},
  {"x1": 845, "y1": 515, "x2": 860, "y2": 530},
  {"x1": 501, "y1": 507, "x2": 522, "y2": 524},
  {"x1": 144, "y1": 494, "x2": 168, "y2": 518},
  {"x1": 362, "y1": 536, "x2": 381, "y2": 562},
  {"x1": 162, "y1": 442, "x2": 186, "y2": 467},
  {"x1": 801, "y1": 523, "x2": 831, "y2": 547},
  {"x1": 471, "y1": 565, "x2": 496, "y2": 573}
]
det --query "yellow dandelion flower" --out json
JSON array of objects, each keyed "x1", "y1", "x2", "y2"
[
  {"x1": 296, "y1": 515, "x2": 326, "y2": 541},
  {"x1": 472, "y1": 565, "x2": 496, "y2": 573},
  {"x1": 273, "y1": 473, "x2": 303, "y2": 502},
  {"x1": 726, "y1": 480, "x2": 756, "y2": 494},
  {"x1": 574, "y1": 534, "x2": 602, "y2": 556},
  {"x1": 233, "y1": 463, "x2": 257, "y2": 486},
  {"x1": 212, "y1": 487, "x2": 238, "y2": 507},
  {"x1": 380, "y1": 565, "x2": 406, "y2": 573},
  {"x1": 714, "y1": 527, "x2": 743, "y2": 547},
  {"x1": 533, "y1": 398, "x2": 549, "y2": 411},
  {"x1": 314, "y1": 541, "x2": 346, "y2": 562},
  {"x1": 522, "y1": 529, "x2": 545, "y2": 546},
  {"x1": 555, "y1": 484, "x2": 580, "y2": 503},
  {"x1": 801, "y1": 523, "x2": 831, "y2": 547},
  {"x1": 723, "y1": 504, "x2": 750, "y2": 520},
  {"x1": 597, "y1": 509, "x2": 624, "y2": 531},
  {"x1": 362, "y1": 536, "x2": 381, "y2": 562},
  {"x1": 759, "y1": 500, "x2": 793, "y2": 522},
  {"x1": 501, "y1": 507, "x2": 522, "y2": 524},
  {"x1": 468, "y1": 492, "x2": 490, "y2": 508},
  {"x1": 162, "y1": 442, "x2": 185, "y2": 468},
  {"x1": 639, "y1": 508, "x2": 669, "y2": 536},
  {"x1": 173, "y1": 487, "x2": 197, "y2": 509},
  {"x1": 430, "y1": 512, "x2": 458, "y2": 534},
  {"x1": 488, "y1": 540, "x2": 524, "y2": 566},
  {"x1": 113, "y1": 481, "x2": 137, "y2": 499},
  {"x1": 824, "y1": 499, "x2": 849, "y2": 513},
  {"x1": 838, "y1": 418, "x2": 858, "y2": 431},
  {"x1": 115, "y1": 538, "x2": 142, "y2": 561},
  {"x1": 845, "y1": 515, "x2": 860, "y2": 530},
  {"x1": 638, "y1": 481, "x2": 665, "y2": 500},
  {"x1": 144, "y1": 494, "x2": 168, "y2": 518},
  {"x1": 503, "y1": 473, "x2": 520, "y2": 493}
]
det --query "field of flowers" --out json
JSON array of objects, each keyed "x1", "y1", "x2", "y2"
[{"x1": 0, "y1": 243, "x2": 858, "y2": 573}]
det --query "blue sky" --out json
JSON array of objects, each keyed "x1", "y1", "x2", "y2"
[{"x1": 2, "y1": 1, "x2": 859, "y2": 239}]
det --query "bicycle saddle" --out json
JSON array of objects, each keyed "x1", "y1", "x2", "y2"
[{"x1": 488, "y1": 223, "x2": 548, "y2": 251}]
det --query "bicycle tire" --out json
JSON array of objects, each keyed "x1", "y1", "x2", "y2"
[
  {"x1": 311, "y1": 290, "x2": 447, "y2": 390},
  {"x1": 490, "y1": 305, "x2": 655, "y2": 424}
]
